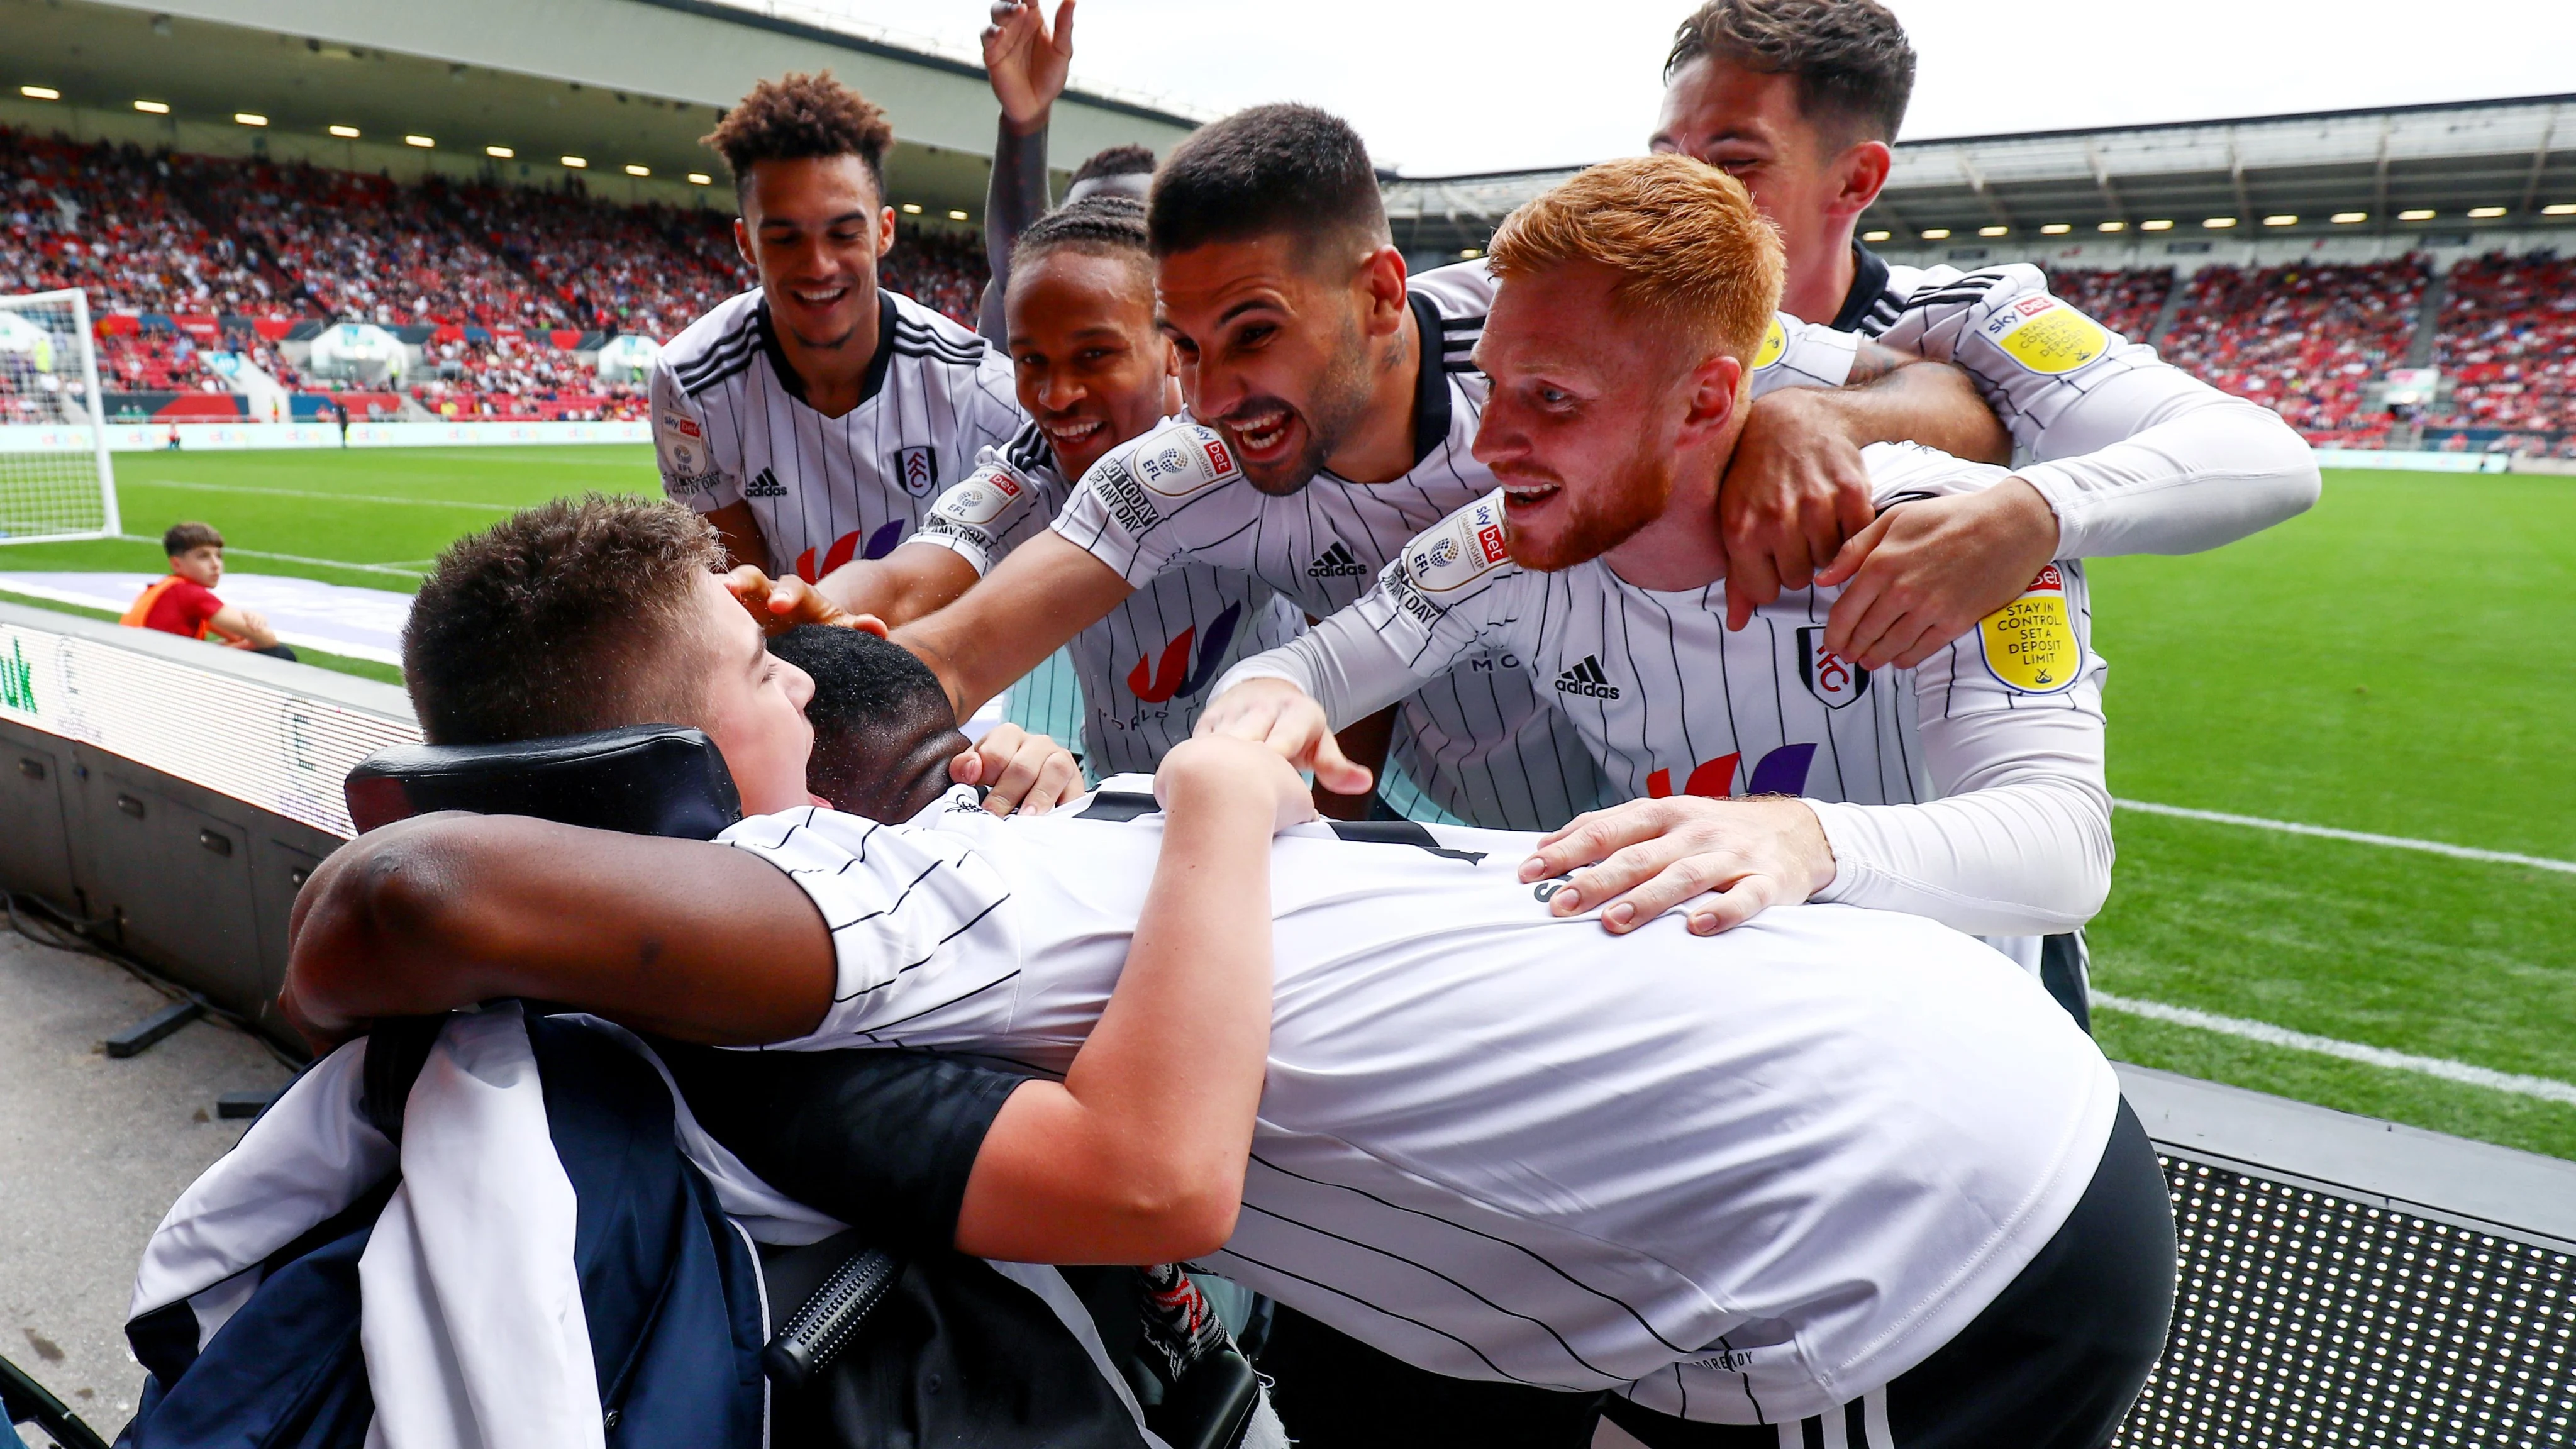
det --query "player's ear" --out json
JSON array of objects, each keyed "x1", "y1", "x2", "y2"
[
  {"x1": 877, "y1": 206, "x2": 898, "y2": 260},
  {"x1": 1357, "y1": 243, "x2": 1410, "y2": 338},
  {"x1": 1830, "y1": 138, "x2": 1894, "y2": 219},
  {"x1": 1678, "y1": 354, "x2": 1746, "y2": 441},
  {"x1": 732, "y1": 216, "x2": 757, "y2": 273}
]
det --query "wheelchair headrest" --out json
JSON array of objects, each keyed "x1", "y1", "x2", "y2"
[{"x1": 344, "y1": 724, "x2": 743, "y2": 840}]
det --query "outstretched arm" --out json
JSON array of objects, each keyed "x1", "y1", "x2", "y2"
[
  {"x1": 280, "y1": 813, "x2": 835, "y2": 1052},
  {"x1": 956, "y1": 735, "x2": 1300, "y2": 1262},
  {"x1": 894, "y1": 528, "x2": 1135, "y2": 719}
]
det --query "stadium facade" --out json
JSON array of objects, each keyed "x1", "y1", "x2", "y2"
[{"x1": 0, "y1": 0, "x2": 1197, "y2": 219}]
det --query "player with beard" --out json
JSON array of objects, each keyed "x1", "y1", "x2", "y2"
[
  {"x1": 887, "y1": 103, "x2": 2009, "y2": 831},
  {"x1": 1206, "y1": 157, "x2": 2107, "y2": 1006},
  {"x1": 735, "y1": 196, "x2": 1305, "y2": 781},
  {"x1": 1646, "y1": 0, "x2": 2318, "y2": 670}
]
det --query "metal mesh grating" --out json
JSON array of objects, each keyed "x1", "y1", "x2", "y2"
[{"x1": 2116, "y1": 1154, "x2": 2576, "y2": 1448}]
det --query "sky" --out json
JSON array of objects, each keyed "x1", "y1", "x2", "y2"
[{"x1": 788, "y1": 0, "x2": 2576, "y2": 175}]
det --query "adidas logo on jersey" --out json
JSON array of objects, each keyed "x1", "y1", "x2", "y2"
[
  {"x1": 1554, "y1": 656, "x2": 1621, "y2": 700},
  {"x1": 744, "y1": 466, "x2": 786, "y2": 498},
  {"x1": 1307, "y1": 541, "x2": 1367, "y2": 579}
]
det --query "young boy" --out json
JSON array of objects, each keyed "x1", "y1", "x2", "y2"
[
  {"x1": 287, "y1": 494, "x2": 2172, "y2": 1447},
  {"x1": 120, "y1": 521, "x2": 295, "y2": 660}
]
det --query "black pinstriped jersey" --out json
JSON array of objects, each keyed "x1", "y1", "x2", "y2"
[
  {"x1": 910, "y1": 421, "x2": 1304, "y2": 776},
  {"x1": 649, "y1": 287, "x2": 1026, "y2": 583}
]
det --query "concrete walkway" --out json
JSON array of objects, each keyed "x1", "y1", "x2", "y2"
[{"x1": 0, "y1": 928, "x2": 290, "y2": 1437}]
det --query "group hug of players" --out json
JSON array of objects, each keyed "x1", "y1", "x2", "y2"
[{"x1": 250, "y1": 1, "x2": 2323, "y2": 1446}]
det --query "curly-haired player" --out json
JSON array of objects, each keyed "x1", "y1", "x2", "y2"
[{"x1": 648, "y1": 72, "x2": 1026, "y2": 667}]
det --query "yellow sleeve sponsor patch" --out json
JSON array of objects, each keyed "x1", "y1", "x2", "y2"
[
  {"x1": 1979, "y1": 296, "x2": 2111, "y2": 375},
  {"x1": 1978, "y1": 564, "x2": 2082, "y2": 694},
  {"x1": 1753, "y1": 316, "x2": 1789, "y2": 371}
]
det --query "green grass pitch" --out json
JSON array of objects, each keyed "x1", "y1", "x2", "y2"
[{"x1": 3, "y1": 450, "x2": 2570, "y2": 1158}]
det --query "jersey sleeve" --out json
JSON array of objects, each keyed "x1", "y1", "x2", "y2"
[
  {"x1": 951, "y1": 353, "x2": 1031, "y2": 482},
  {"x1": 1211, "y1": 491, "x2": 1520, "y2": 728},
  {"x1": 1804, "y1": 560, "x2": 2112, "y2": 937},
  {"x1": 910, "y1": 445, "x2": 1064, "y2": 577},
  {"x1": 649, "y1": 355, "x2": 739, "y2": 513},
  {"x1": 656, "y1": 1040, "x2": 1036, "y2": 1253},
  {"x1": 1046, "y1": 419, "x2": 1243, "y2": 587},
  {"x1": 716, "y1": 805, "x2": 1023, "y2": 1050},
  {"x1": 1746, "y1": 313, "x2": 1860, "y2": 397},
  {"x1": 1872, "y1": 264, "x2": 2320, "y2": 558}
]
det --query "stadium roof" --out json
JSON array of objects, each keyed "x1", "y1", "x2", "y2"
[
  {"x1": 1382, "y1": 94, "x2": 2576, "y2": 258},
  {"x1": 0, "y1": 0, "x2": 1199, "y2": 219}
]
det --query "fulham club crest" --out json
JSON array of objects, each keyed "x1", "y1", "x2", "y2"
[
  {"x1": 1796, "y1": 626, "x2": 1868, "y2": 709},
  {"x1": 894, "y1": 445, "x2": 938, "y2": 497}
]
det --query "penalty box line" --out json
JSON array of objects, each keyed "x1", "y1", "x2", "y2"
[
  {"x1": 2114, "y1": 799, "x2": 2576, "y2": 876},
  {"x1": 2092, "y1": 992, "x2": 2576, "y2": 1107},
  {"x1": 114, "y1": 535, "x2": 425, "y2": 579}
]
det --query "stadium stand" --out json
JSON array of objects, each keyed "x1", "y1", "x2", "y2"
[
  {"x1": 2050, "y1": 265, "x2": 2174, "y2": 343},
  {"x1": 0, "y1": 123, "x2": 994, "y2": 426},
  {"x1": 2155, "y1": 258, "x2": 2431, "y2": 448},
  {"x1": 2428, "y1": 251, "x2": 2576, "y2": 453}
]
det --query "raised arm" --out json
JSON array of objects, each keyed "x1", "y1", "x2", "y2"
[
  {"x1": 955, "y1": 735, "x2": 1301, "y2": 1262},
  {"x1": 976, "y1": 0, "x2": 1074, "y2": 343},
  {"x1": 280, "y1": 813, "x2": 836, "y2": 1052},
  {"x1": 894, "y1": 527, "x2": 1134, "y2": 719}
]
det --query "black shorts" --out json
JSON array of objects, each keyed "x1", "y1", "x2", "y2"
[
  {"x1": 1257, "y1": 1100, "x2": 2173, "y2": 1449},
  {"x1": 1605, "y1": 1099, "x2": 2176, "y2": 1449}
]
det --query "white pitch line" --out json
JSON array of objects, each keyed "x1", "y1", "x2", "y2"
[
  {"x1": 113, "y1": 535, "x2": 423, "y2": 579},
  {"x1": 2115, "y1": 799, "x2": 2576, "y2": 875},
  {"x1": 128, "y1": 479, "x2": 518, "y2": 512},
  {"x1": 2092, "y1": 992, "x2": 2576, "y2": 1106}
]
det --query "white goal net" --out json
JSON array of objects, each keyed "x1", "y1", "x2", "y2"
[{"x1": 0, "y1": 289, "x2": 119, "y2": 544}]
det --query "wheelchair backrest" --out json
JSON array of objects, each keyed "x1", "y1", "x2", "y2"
[{"x1": 343, "y1": 723, "x2": 743, "y2": 841}]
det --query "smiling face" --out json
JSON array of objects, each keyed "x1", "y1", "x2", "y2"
[
  {"x1": 1155, "y1": 233, "x2": 1383, "y2": 496},
  {"x1": 1008, "y1": 247, "x2": 1173, "y2": 481},
  {"x1": 687, "y1": 570, "x2": 818, "y2": 816},
  {"x1": 735, "y1": 155, "x2": 896, "y2": 352},
  {"x1": 1650, "y1": 56, "x2": 1890, "y2": 299},
  {"x1": 1471, "y1": 262, "x2": 1696, "y2": 571}
]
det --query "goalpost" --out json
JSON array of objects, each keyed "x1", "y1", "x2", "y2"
[{"x1": 0, "y1": 289, "x2": 120, "y2": 544}]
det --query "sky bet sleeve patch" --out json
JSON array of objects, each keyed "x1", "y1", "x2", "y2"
[
  {"x1": 1752, "y1": 316, "x2": 1789, "y2": 370},
  {"x1": 1978, "y1": 564, "x2": 2083, "y2": 694},
  {"x1": 1979, "y1": 295, "x2": 2112, "y2": 375},
  {"x1": 1400, "y1": 491, "x2": 1516, "y2": 597}
]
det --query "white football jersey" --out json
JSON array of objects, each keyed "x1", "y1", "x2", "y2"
[
  {"x1": 909, "y1": 421, "x2": 1304, "y2": 775},
  {"x1": 1850, "y1": 256, "x2": 2319, "y2": 559},
  {"x1": 1219, "y1": 443, "x2": 2111, "y2": 958},
  {"x1": 1046, "y1": 260, "x2": 1862, "y2": 830},
  {"x1": 722, "y1": 793, "x2": 2119, "y2": 1424},
  {"x1": 650, "y1": 287, "x2": 1026, "y2": 581}
]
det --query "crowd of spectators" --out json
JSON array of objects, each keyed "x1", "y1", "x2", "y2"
[
  {"x1": 2048, "y1": 266, "x2": 2171, "y2": 341},
  {"x1": 2426, "y1": 252, "x2": 2576, "y2": 450},
  {"x1": 1, "y1": 127, "x2": 292, "y2": 313},
  {"x1": 412, "y1": 333, "x2": 648, "y2": 422},
  {"x1": 2155, "y1": 259, "x2": 2430, "y2": 447}
]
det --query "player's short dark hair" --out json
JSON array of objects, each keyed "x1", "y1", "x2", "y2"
[
  {"x1": 163, "y1": 521, "x2": 222, "y2": 555},
  {"x1": 768, "y1": 625, "x2": 952, "y2": 812},
  {"x1": 702, "y1": 72, "x2": 896, "y2": 205},
  {"x1": 1013, "y1": 196, "x2": 1150, "y2": 279},
  {"x1": 1665, "y1": 0, "x2": 1916, "y2": 144},
  {"x1": 1070, "y1": 144, "x2": 1155, "y2": 187},
  {"x1": 1148, "y1": 104, "x2": 1389, "y2": 264},
  {"x1": 405, "y1": 496, "x2": 719, "y2": 747}
]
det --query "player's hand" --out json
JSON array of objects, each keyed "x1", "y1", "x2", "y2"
[
  {"x1": 1716, "y1": 387, "x2": 1881, "y2": 630},
  {"x1": 952, "y1": 722, "x2": 1084, "y2": 816},
  {"x1": 725, "y1": 564, "x2": 886, "y2": 638},
  {"x1": 982, "y1": 0, "x2": 1075, "y2": 132},
  {"x1": 1813, "y1": 479, "x2": 2060, "y2": 669},
  {"x1": 1518, "y1": 796, "x2": 1838, "y2": 936},
  {"x1": 1156, "y1": 734, "x2": 1319, "y2": 833},
  {"x1": 1194, "y1": 677, "x2": 1374, "y2": 797}
]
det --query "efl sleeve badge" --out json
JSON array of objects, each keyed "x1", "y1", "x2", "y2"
[
  {"x1": 1978, "y1": 564, "x2": 2083, "y2": 694},
  {"x1": 1979, "y1": 296, "x2": 2111, "y2": 375}
]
